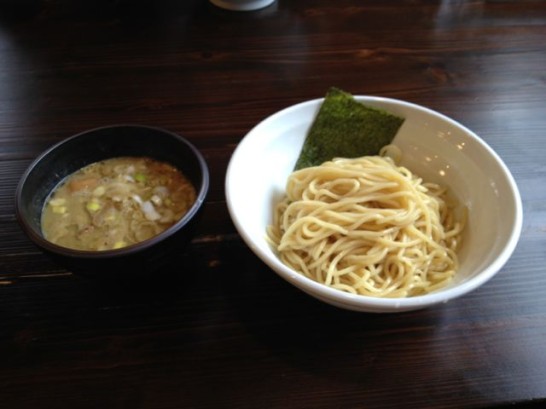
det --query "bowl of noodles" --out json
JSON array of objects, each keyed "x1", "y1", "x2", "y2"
[
  {"x1": 225, "y1": 94, "x2": 522, "y2": 312},
  {"x1": 16, "y1": 124, "x2": 209, "y2": 278}
]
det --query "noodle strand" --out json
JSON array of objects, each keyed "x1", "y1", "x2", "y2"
[{"x1": 267, "y1": 155, "x2": 465, "y2": 298}]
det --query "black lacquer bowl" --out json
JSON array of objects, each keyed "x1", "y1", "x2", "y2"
[{"x1": 15, "y1": 125, "x2": 209, "y2": 278}]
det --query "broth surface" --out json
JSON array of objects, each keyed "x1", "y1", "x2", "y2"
[{"x1": 41, "y1": 157, "x2": 196, "y2": 251}]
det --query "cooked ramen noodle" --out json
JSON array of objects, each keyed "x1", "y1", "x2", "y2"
[
  {"x1": 267, "y1": 154, "x2": 465, "y2": 298},
  {"x1": 41, "y1": 157, "x2": 196, "y2": 251}
]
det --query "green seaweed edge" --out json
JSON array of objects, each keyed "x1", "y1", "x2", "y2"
[{"x1": 294, "y1": 87, "x2": 405, "y2": 170}]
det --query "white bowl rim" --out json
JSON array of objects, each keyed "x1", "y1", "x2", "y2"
[{"x1": 226, "y1": 95, "x2": 523, "y2": 311}]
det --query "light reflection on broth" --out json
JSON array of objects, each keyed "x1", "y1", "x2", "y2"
[{"x1": 41, "y1": 157, "x2": 196, "y2": 251}]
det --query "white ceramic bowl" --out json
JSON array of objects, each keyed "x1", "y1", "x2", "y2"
[
  {"x1": 225, "y1": 96, "x2": 523, "y2": 312},
  {"x1": 209, "y1": 0, "x2": 275, "y2": 11}
]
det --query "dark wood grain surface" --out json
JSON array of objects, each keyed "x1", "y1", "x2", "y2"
[{"x1": 1, "y1": 1, "x2": 545, "y2": 408}]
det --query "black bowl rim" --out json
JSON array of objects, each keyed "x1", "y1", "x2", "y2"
[{"x1": 15, "y1": 124, "x2": 210, "y2": 259}]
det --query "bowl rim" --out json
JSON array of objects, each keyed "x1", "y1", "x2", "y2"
[
  {"x1": 15, "y1": 123, "x2": 210, "y2": 259},
  {"x1": 226, "y1": 95, "x2": 523, "y2": 311}
]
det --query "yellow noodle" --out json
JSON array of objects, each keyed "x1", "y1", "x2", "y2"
[{"x1": 267, "y1": 155, "x2": 465, "y2": 298}]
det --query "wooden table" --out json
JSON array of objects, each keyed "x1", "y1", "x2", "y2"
[{"x1": 1, "y1": 1, "x2": 545, "y2": 408}]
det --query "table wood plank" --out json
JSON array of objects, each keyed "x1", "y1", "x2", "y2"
[{"x1": 1, "y1": 1, "x2": 545, "y2": 408}]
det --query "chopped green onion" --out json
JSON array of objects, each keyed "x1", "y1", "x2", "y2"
[
  {"x1": 93, "y1": 186, "x2": 106, "y2": 196},
  {"x1": 113, "y1": 241, "x2": 126, "y2": 249},
  {"x1": 49, "y1": 198, "x2": 66, "y2": 206},
  {"x1": 86, "y1": 200, "x2": 101, "y2": 212},
  {"x1": 52, "y1": 206, "x2": 67, "y2": 214},
  {"x1": 135, "y1": 173, "x2": 147, "y2": 183}
]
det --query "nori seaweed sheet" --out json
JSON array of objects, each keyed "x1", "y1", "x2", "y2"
[{"x1": 294, "y1": 87, "x2": 405, "y2": 170}]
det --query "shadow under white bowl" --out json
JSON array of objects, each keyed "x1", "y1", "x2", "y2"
[{"x1": 225, "y1": 96, "x2": 522, "y2": 312}]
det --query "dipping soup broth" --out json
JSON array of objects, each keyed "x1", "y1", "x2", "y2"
[{"x1": 41, "y1": 157, "x2": 196, "y2": 251}]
